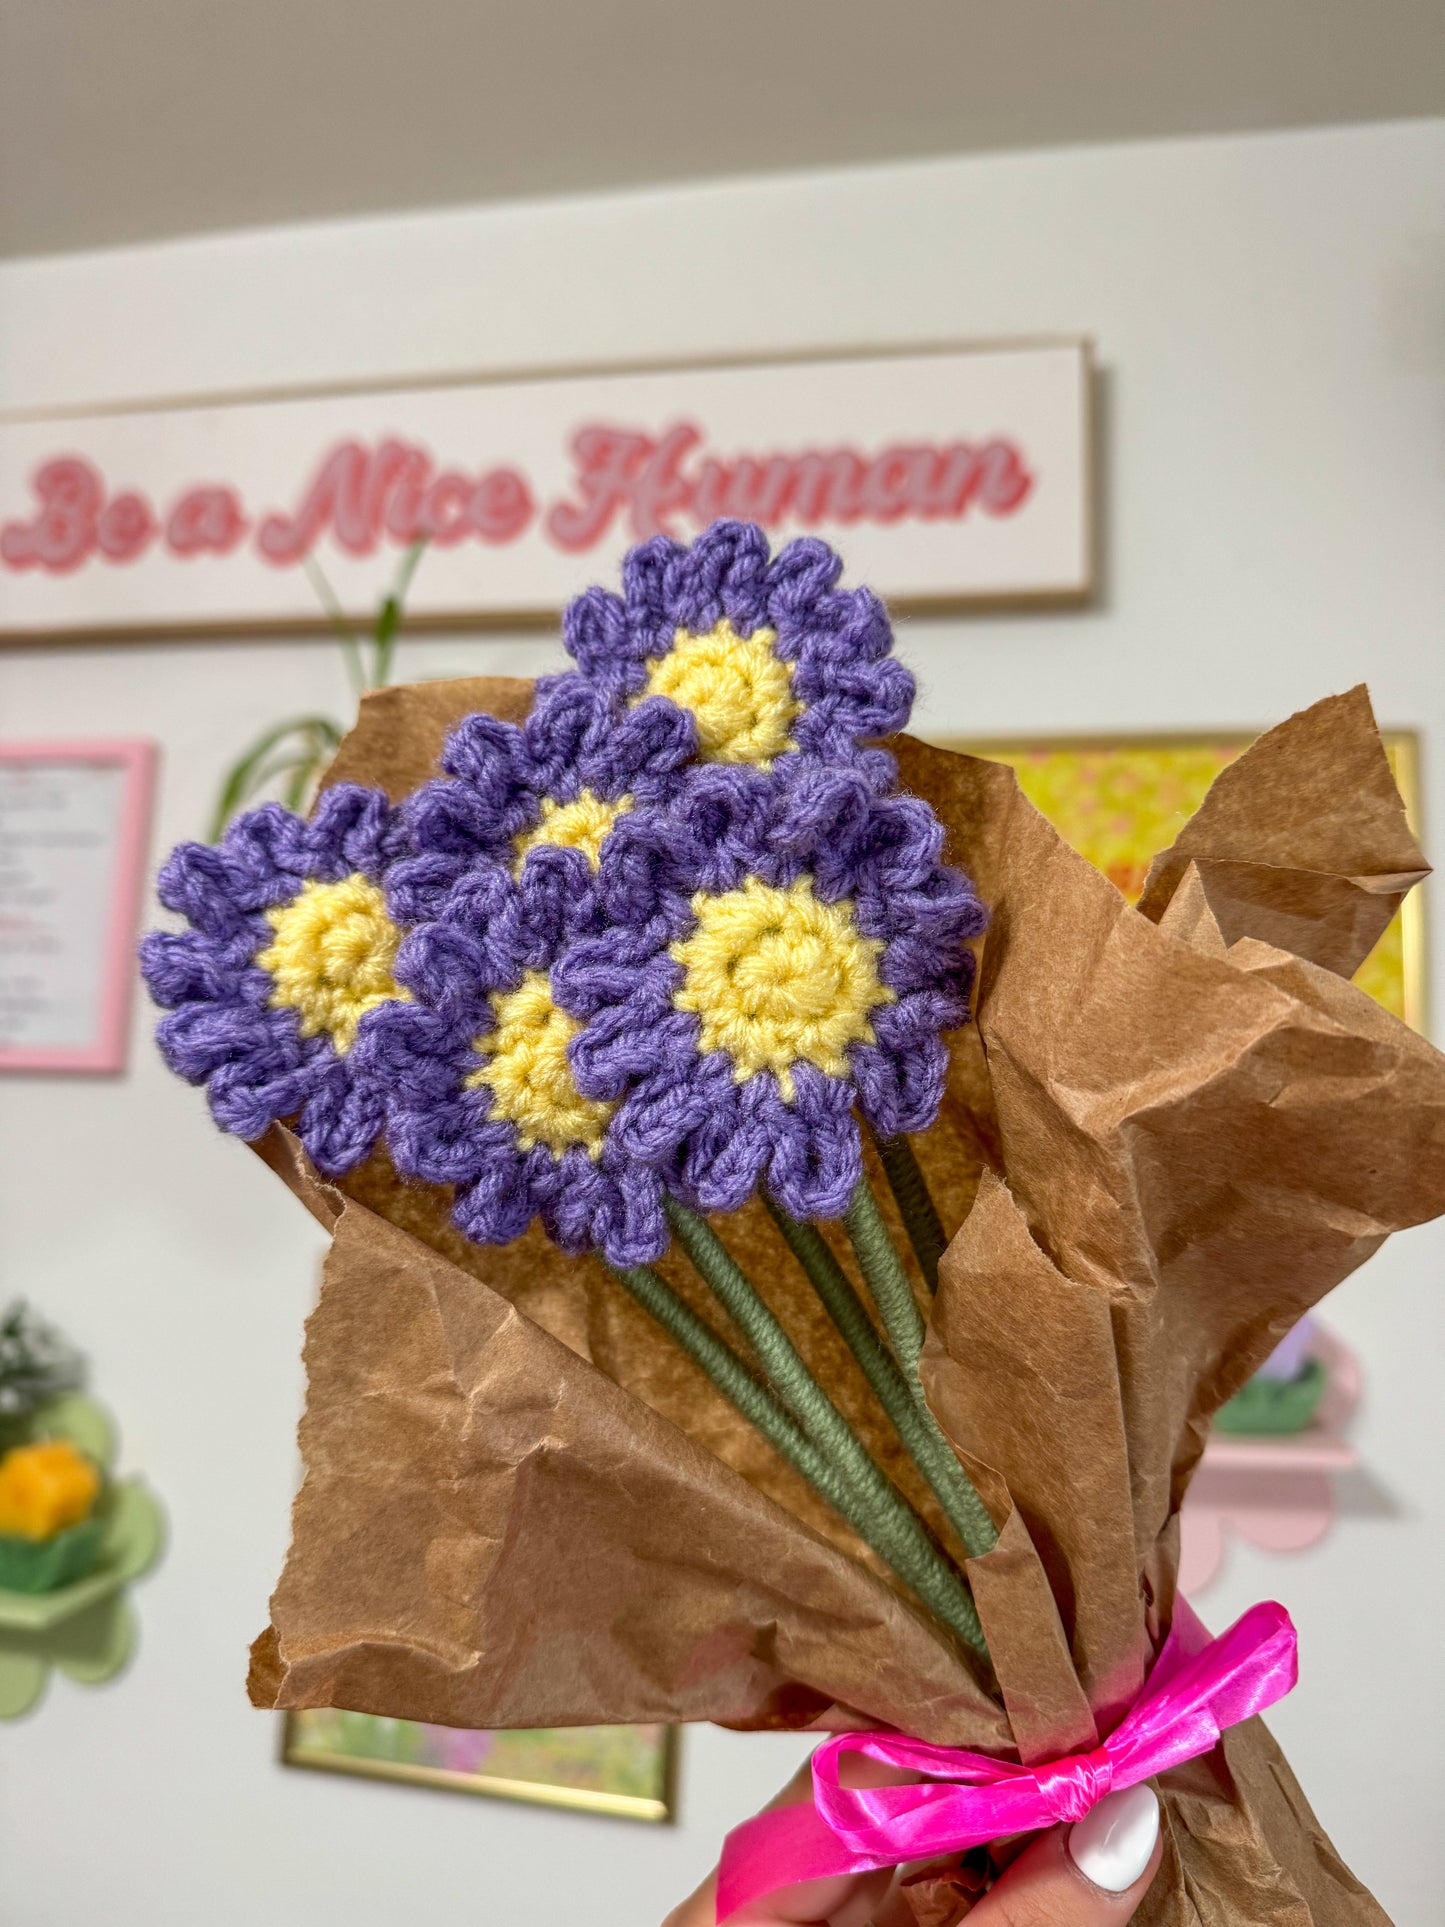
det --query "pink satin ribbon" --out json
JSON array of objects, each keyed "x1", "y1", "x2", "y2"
[{"x1": 717, "y1": 1599, "x2": 1297, "y2": 1921}]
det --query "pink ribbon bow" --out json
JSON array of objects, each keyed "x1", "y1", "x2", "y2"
[{"x1": 717, "y1": 1599, "x2": 1297, "y2": 1922}]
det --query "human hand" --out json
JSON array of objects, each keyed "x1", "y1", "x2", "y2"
[{"x1": 663, "y1": 1761, "x2": 1161, "y2": 1927}]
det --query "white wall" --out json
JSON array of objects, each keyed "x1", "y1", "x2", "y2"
[{"x1": 1, "y1": 118, "x2": 1443, "y2": 1926}]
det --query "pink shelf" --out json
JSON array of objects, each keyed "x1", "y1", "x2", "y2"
[
  {"x1": 1200, "y1": 1433, "x2": 1355, "y2": 1475},
  {"x1": 1179, "y1": 1328, "x2": 1360, "y2": 1592}
]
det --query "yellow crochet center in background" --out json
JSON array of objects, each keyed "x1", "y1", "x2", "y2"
[
  {"x1": 467, "y1": 971, "x2": 615, "y2": 1158},
  {"x1": 672, "y1": 876, "x2": 893, "y2": 1102},
  {"x1": 257, "y1": 873, "x2": 408, "y2": 1053},
  {"x1": 514, "y1": 789, "x2": 633, "y2": 871},
  {"x1": 0, "y1": 1440, "x2": 100, "y2": 1541},
  {"x1": 644, "y1": 620, "x2": 802, "y2": 767}
]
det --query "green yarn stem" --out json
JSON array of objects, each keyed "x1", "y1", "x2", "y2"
[
  {"x1": 663, "y1": 1197, "x2": 987, "y2": 1658},
  {"x1": 845, "y1": 1177, "x2": 928, "y2": 1370},
  {"x1": 845, "y1": 1176, "x2": 998, "y2": 1559},
  {"x1": 766, "y1": 1198, "x2": 997, "y2": 1561},
  {"x1": 606, "y1": 1263, "x2": 861, "y2": 1521},
  {"x1": 610, "y1": 1259, "x2": 984, "y2": 1650},
  {"x1": 873, "y1": 1130, "x2": 948, "y2": 1294}
]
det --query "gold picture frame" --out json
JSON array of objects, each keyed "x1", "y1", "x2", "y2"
[
  {"x1": 280, "y1": 1711, "x2": 679, "y2": 1823},
  {"x1": 937, "y1": 730, "x2": 1425, "y2": 1035}
]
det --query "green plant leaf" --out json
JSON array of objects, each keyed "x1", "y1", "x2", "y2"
[
  {"x1": 208, "y1": 716, "x2": 344, "y2": 840},
  {"x1": 303, "y1": 555, "x2": 366, "y2": 698},
  {"x1": 370, "y1": 538, "x2": 428, "y2": 689},
  {"x1": 206, "y1": 542, "x2": 424, "y2": 840}
]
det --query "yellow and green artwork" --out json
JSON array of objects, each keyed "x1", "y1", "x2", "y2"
[
  {"x1": 952, "y1": 734, "x2": 1423, "y2": 1029},
  {"x1": 283, "y1": 1710, "x2": 676, "y2": 1820}
]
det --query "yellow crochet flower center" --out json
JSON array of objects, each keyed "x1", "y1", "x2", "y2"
[
  {"x1": 643, "y1": 620, "x2": 802, "y2": 768},
  {"x1": 513, "y1": 790, "x2": 633, "y2": 872},
  {"x1": 671, "y1": 876, "x2": 893, "y2": 1103},
  {"x1": 0, "y1": 1439, "x2": 100, "y2": 1541},
  {"x1": 466, "y1": 970, "x2": 614, "y2": 1159},
  {"x1": 256, "y1": 873, "x2": 408, "y2": 1054}
]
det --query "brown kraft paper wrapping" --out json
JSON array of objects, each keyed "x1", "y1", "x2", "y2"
[{"x1": 247, "y1": 678, "x2": 1442, "y2": 1924}]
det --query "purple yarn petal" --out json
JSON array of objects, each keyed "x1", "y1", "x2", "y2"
[
  {"x1": 155, "y1": 842, "x2": 265, "y2": 938},
  {"x1": 567, "y1": 1000, "x2": 693, "y2": 1101},
  {"x1": 395, "y1": 918, "x2": 509, "y2": 1017},
  {"x1": 871, "y1": 987, "x2": 972, "y2": 1055},
  {"x1": 768, "y1": 766, "x2": 877, "y2": 886},
  {"x1": 385, "y1": 850, "x2": 473, "y2": 927},
  {"x1": 140, "y1": 926, "x2": 260, "y2": 1006},
  {"x1": 454, "y1": 1154, "x2": 542, "y2": 1247},
  {"x1": 513, "y1": 843, "x2": 602, "y2": 950},
  {"x1": 311, "y1": 783, "x2": 401, "y2": 875},
  {"x1": 595, "y1": 815, "x2": 697, "y2": 931},
  {"x1": 299, "y1": 1065, "x2": 388, "y2": 1175},
  {"x1": 205, "y1": 1030, "x2": 320, "y2": 1141},
  {"x1": 541, "y1": 1148, "x2": 614, "y2": 1253},
  {"x1": 852, "y1": 1033, "x2": 950, "y2": 1137},
  {"x1": 223, "y1": 803, "x2": 321, "y2": 892},
  {"x1": 766, "y1": 1066, "x2": 862, "y2": 1220},
  {"x1": 563, "y1": 584, "x2": 637, "y2": 698},
  {"x1": 848, "y1": 1041, "x2": 907, "y2": 1141},
  {"x1": 581, "y1": 696, "x2": 697, "y2": 801},
  {"x1": 154, "y1": 999, "x2": 296, "y2": 1086},
  {"x1": 550, "y1": 940, "x2": 676, "y2": 1025},
  {"x1": 619, "y1": 536, "x2": 686, "y2": 665},
  {"x1": 611, "y1": 1049, "x2": 730, "y2": 1165},
  {"x1": 404, "y1": 775, "x2": 521, "y2": 865},
  {"x1": 523, "y1": 674, "x2": 613, "y2": 796},
  {"x1": 675, "y1": 1078, "x2": 772, "y2": 1216},
  {"x1": 665, "y1": 519, "x2": 771, "y2": 636},
  {"x1": 598, "y1": 1157, "x2": 670, "y2": 1267},
  {"x1": 763, "y1": 533, "x2": 844, "y2": 616}
]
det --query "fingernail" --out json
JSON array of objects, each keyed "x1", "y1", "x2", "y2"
[{"x1": 1068, "y1": 1784, "x2": 1159, "y2": 1894}]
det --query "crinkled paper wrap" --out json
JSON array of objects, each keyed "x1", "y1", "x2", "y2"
[{"x1": 247, "y1": 679, "x2": 1442, "y2": 1924}]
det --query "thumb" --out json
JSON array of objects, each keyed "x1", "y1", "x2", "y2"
[{"x1": 963, "y1": 1786, "x2": 1162, "y2": 1927}]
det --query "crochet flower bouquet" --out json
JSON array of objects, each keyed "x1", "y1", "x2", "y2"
[{"x1": 145, "y1": 524, "x2": 1445, "y2": 1926}]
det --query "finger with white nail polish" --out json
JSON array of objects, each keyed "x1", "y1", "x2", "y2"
[
  {"x1": 964, "y1": 1783, "x2": 1162, "y2": 1924},
  {"x1": 1069, "y1": 1785, "x2": 1161, "y2": 1894}
]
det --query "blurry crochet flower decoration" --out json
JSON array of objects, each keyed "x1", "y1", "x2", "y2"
[
  {"x1": 369, "y1": 844, "x2": 669, "y2": 1264},
  {"x1": 562, "y1": 519, "x2": 913, "y2": 789},
  {"x1": 557, "y1": 761, "x2": 986, "y2": 1231},
  {"x1": 140, "y1": 785, "x2": 409, "y2": 1174}
]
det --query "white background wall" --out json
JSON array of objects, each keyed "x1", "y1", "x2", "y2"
[{"x1": 0, "y1": 118, "x2": 1442, "y2": 1925}]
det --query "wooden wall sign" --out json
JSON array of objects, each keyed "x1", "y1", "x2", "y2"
[{"x1": 0, "y1": 341, "x2": 1093, "y2": 641}]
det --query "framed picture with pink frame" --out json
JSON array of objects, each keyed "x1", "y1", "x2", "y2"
[{"x1": 0, "y1": 739, "x2": 157, "y2": 1073}]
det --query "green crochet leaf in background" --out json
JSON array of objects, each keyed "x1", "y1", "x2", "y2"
[{"x1": 0, "y1": 1394, "x2": 165, "y2": 1720}]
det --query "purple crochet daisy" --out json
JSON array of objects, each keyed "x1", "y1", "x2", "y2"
[
  {"x1": 555, "y1": 760, "x2": 986, "y2": 1223},
  {"x1": 140, "y1": 785, "x2": 409, "y2": 1174},
  {"x1": 387, "y1": 672, "x2": 697, "y2": 928},
  {"x1": 365, "y1": 841, "x2": 669, "y2": 1265},
  {"x1": 561, "y1": 520, "x2": 913, "y2": 790}
]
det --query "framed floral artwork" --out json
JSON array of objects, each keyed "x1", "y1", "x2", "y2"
[
  {"x1": 946, "y1": 731, "x2": 1424, "y2": 1030},
  {"x1": 281, "y1": 1711, "x2": 677, "y2": 1822}
]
